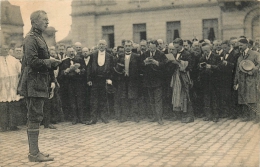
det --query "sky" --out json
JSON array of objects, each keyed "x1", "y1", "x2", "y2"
[{"x1": 8, "y1": 0, "x2": 72, "y2": 42}]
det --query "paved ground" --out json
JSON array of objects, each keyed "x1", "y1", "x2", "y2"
[{"x1": 0, "y1": 118, "x2": 259, "y2": 167}]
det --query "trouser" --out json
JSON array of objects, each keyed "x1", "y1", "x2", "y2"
[
  {"x1": 147, "y1": 86, "x2": 163, "y2": 121},
  {"x1": 68, "y1": 82, "x2": 86, "y2": 122},
  {"x1": 26, "y1": 97, "x2": 45, "y2": 123},
  {"x1": 59, "y1": 83, "x2": 70, "y2": 121},
  {"x1": 85, "y1": 85, "x2": 92, "y2": 121},
  {"x1": 138, "y1": 87, "x2": 152, "y2": 119},
  {"x1": 0, "y1": 101, "x2": 20, "y2": 130},
  {"x1": 217, "y1": 75, "x2": 233, "y2": 117},
  {"x1": 90, "y1": 85, "x2": 108, "y2": 121},
  {"x1": 203, "y1": 84, "x2": 218, "y2": 119},
  {"x1": 190, "y1": 85, "x2": 204, "y2": 117},
  {"x1": 119, "y1": 98, "x2": 139, "y2": 120}
]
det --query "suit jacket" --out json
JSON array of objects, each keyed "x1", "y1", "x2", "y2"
[
  {"x1": 18, "y1": 28, "x2": 55, "y2": 98},
  {"x1": 115, "y1": 52, "x2": 141, "y2": 99},
  {"x1": 218, "y1": 49, "x2": 239, "y2": 80},
  {"x1": 58, "y1": 57, "x2": 87, "y2": 82},
  {"x1": 87, "y1": 51, "x2": 113, "y2": 87},
  {"x1": 140, "y1": 50, "x2": 167, "y2": 88},
  {"x1": 199, "y1": 52, "x2": 221, "y2": 85}
]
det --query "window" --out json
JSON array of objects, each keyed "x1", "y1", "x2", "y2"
[
  {"x1": 166, "y1": 21, "x2": 181, "y2": 44},
  {"x1": 102, "y1": 26, "x2": 115, "y2": 49},
  {"x1": 252, "y1": 16, "x2": 260, "y2": 40},
  {"x1": 133, "y1": 23, "x2": 146, "y2": 43},
  {"x1": 203, "y1": 19, "x2": 218, "y2": 41}
]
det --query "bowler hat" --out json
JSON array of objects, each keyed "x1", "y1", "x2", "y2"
[{"x1": 239, "y1": 60, "x2": 255, "y2": 73}]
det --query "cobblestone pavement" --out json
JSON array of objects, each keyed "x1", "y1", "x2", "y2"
[{"x1": 0, "y1": 118, "x2": 259, "y2": 167}]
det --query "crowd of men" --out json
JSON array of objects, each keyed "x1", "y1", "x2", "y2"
[
  {"x1": 1, "y1": 10, "x2": 259, "y2": 163},
  {"x1": 1, "y1": 35, "x2": 260, "y2": 131}
]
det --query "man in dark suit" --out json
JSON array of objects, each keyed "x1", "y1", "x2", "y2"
[
  {"x1": 218, "y1": 40, "x2": 239, "y2": 119},
  {"x1": 114, "y1": 40, "x2": 141, "y2": 123},
  {"x1": 200, "y1": 43, "x2": 221, "y2": 122},
  {"x1": 86, "y1": 40, "x2": 114, "y2": 125},
  {"x1": 58, "y1": 47, "x2": 87, "y2": 125},
  {"x1": 18, "y1": 10, "x2": 61, "y2": 162},
  {"x1": 140, "y1": 40, "x2": 167, "y2": 125},
  {"x1": 190, "y1": 41, "x2": 204, "y2": 118},
  {"x1": 137, "y1": 40, "x2": 152, "y2": 119}
]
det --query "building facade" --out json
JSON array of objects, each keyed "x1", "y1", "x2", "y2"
[
  {"x1": 64, "y1": 0, "x2": 259, "y2": 48},
  {"x1": 1, "y1": 1, "x2": 24, "y2": 47}
]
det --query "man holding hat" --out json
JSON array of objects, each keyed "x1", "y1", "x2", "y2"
[{"x1": 234, "y1": 38, "x2": 260, "y2": 123}]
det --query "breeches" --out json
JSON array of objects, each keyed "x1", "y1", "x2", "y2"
[{"x1": 26, "y1": 97, "x2": 45, "y2": 123}]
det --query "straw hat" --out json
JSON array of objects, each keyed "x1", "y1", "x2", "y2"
[{"x1": 239, "y1": 60, "x2": 255, "y2": 73}]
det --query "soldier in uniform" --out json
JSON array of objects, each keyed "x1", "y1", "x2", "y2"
[{"x1": 17, "y1": 10, "x2": 61, "y2": 162}]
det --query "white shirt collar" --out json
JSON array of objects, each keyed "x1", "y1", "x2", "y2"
[{"x1": 98, "y1": 50, "x2": 105, "y2": 55}]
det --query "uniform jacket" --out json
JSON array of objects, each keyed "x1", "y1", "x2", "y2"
[
  {"x1": 114, "y1": 52, "x2": 141, "y2": 99},
  {"x1": 18, "y1": 28, "x2": 55, "y2": 98},
  {"x1": 140, "y1": 50, "x2": 167, "y2": 88},
  {"x1": 234, "y1": 49, "x2": 260, "y2": 104}
]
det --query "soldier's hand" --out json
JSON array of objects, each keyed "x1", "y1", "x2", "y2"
[{"x1": 248, "y1": 71, "x2": 253, "y2": 75}]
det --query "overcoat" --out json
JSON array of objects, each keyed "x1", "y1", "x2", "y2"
[{"x1": 234, "y1": 49, "x2": 260, "y2": 104}]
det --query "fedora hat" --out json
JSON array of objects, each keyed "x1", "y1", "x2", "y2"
[{"x1": 239, "y1": 60, "x2": 255, "y2": 73}]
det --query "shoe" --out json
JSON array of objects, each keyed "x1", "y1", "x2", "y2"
[
  {"x1": 241, "y1": 117, "x2": 251, "y2": 122},
  {"x1": 134, "y1": 117, "x2": 140, "y2": 123},
  {"x1": 182, "y1": 117, "x2": 194, "y2": 123},
  {"x1": 228, "y1": 115, "x2": 237, "y2": 120},
  {"x1": 28, "y1": 152, "x2": 54, "y2": 162},
  {"x1": 197, "y1": 113, "x2": 205, "y2": 118},
  {"x1": 72, "y1": 118, "x2": 78, "y2": 125},
  {"x1": 119, "y1": 119, "x2": 127, "y2": 123},
  {"x1": 213, "y1": 118, "x2": 219, "y2": 122},
  {"x1": 48, "y1": 124, "x2": 57, "y2": 129},
  {"x1": 40, "y1": 152, "x2": 49, "y2": 157},
  {"x1": 150, "y1": 118, "x2": 158, "y2": 122},
  {"x1": 9, "y1": 126, "x2": 20, "y2": 131},
  {"x1": 101, "y1": 119, "x2": 109, "y2": 124},
  {"x1": 158, "y1": 119, "x2": 164, "y2": 125},
  {"x1": 86, "y1": 120, "x2": 97, "y2": 125},
  {"x1": 79, "y1": 120, "x2": 87, "y2": 124},
  {"x1": 203, "y1": 117, "x2": 212, "y2": 121},
  {"x1": 0, "y1": 127, "x2": 7, "y2": 132}
]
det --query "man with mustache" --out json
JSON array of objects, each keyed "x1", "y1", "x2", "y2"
[{"x1": 18, "y1": 10, "x2": 61, "y2": 162}]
